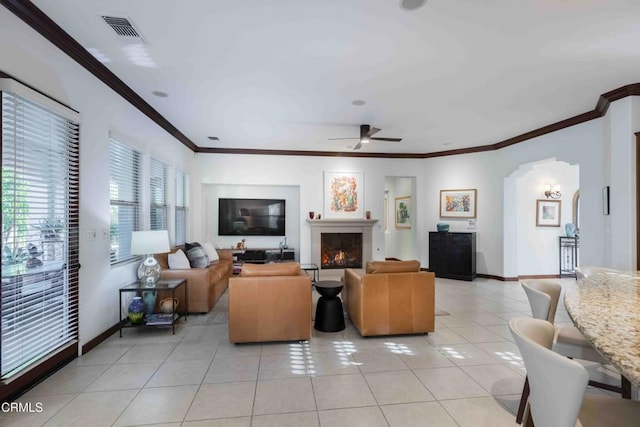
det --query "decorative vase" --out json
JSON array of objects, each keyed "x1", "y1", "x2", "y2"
[
  {"x1": 128, "y1": 296, "x2": 145, "y2": 324},
  {"x1": 159, "y1": 298, "x2": 179, "y2": 313},
  {"x1": 565, "y1": 223, "x2": 576, "y2": 237},
  {"x1": 143, "y1": 290, "x2": 156, "y2": 315}
]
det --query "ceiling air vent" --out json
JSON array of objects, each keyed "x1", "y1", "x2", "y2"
[{"x1": 101, "y1": 16, "x2": 145, "y2": 42}]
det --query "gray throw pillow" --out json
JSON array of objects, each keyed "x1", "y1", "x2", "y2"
[{"x1": 186, "y1": 246, "x2": 209, "y2": 268}]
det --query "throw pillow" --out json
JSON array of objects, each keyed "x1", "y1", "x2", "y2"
[
  {"x1": 168, "y1": 249, "x2": 191, "y2": 269},
  {"x1": 202, "y1": 241, "x2": 219, "y2": 262},
  {"x1": 185, "y1": 241, "x2": 201, "y2": 251},
  {"x1": 186, "y1": 246, "x2": 210, "y2": 268}
]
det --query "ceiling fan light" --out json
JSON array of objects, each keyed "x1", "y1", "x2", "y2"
[{"x1": 361, "y1": 137, "x2": 370, "y2": 144}]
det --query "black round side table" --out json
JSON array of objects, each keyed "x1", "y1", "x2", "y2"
[{"x1": 314, "y1": 280, "x2": 346, "y2": 332}]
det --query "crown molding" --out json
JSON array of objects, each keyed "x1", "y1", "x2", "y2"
[{"x1": 3, "y1": 0, "x2": 639, "y2": 158}]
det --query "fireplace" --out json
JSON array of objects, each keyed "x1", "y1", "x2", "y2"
[
  {"x1": 321, "y1": 233, "x2": 362, "y2": 269},
  {"x1": 308, "y1": 218, "x2": 377, "y2": 280}
]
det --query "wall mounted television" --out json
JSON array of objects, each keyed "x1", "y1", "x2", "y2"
[{"x1": 218, "y1": 198, "x2": 286, "y2": 236}]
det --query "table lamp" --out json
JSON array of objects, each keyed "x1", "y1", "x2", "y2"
[{"x1": 131, "y1": 230, "x2": 170, "y2": 284}]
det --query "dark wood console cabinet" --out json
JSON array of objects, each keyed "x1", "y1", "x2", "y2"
[{"x1": 428, "y1": 232, "x2": 476, "y2": 281}]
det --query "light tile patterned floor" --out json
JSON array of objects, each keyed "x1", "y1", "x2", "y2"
[{"x1": 1, "y1": 277, "x2": 620, "y2": 426}]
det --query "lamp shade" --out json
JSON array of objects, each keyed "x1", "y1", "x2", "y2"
[{"x1": 130, "y1": 230, "x2": 170, "y2": 255}]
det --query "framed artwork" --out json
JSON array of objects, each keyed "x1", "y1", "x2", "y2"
[
  {"x1": 323, "y1": 171, "x2": 364, "y2": 218},
  {"x1": 440, "y1": 189, "x2": 477, "y2": 218},
  {"x1": 395, "y1": 196, "x2": 411, "y2": 229},
  {"x1": 536, "y1": 199, "x2": 562, "y2": 227}
]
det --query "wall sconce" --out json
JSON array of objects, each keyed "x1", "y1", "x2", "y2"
[{"x1": 544, "y1": 185, "x2": 561, "y2": 199}]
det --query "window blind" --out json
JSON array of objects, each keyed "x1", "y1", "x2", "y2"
[
  {"x1": 1, "y1": 90, "x2": 80, "y2": 381},
  {"x1": 175, "y1": 170, "x2": 187, "y2": 245},
  {"x1": 150, "y1": 158, "x2": 167, "y2": 231},
  {"x1": 109, "y1": 139, "x2": 140, "y2": 264}
]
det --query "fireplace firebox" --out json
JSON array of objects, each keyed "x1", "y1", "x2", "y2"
[{"x1": 321, "y1": 233, "x2": 362, "y2": 269}]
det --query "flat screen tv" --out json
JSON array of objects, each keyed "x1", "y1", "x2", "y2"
[{"x1": 218, "y1": 198, "x2": 286, "y2": 236}]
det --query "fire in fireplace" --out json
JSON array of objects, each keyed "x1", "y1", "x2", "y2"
[{"x1": 321, "y1": 232, "x2": 363, "y2": 269}]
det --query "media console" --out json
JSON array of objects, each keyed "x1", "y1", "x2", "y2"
[{"x1": 232, "y1": 248, "x2": 295, "y2": 264}]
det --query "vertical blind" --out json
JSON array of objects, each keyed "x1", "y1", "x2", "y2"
[
  {"x1": 109, "y1": 139, "x2": 140, "y2": 264},
  {"x1": 175, "y1": 170, "x2": 187, "y2": 245},
  {"x1": 1, "y1": 90, "x2": 79, "y2": 379},
  {"x1": 150, "y1": 158, "x2": 167, "y2": 231}
]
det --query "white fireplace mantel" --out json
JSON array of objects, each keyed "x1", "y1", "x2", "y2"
[
  {"x1": 307, "y1": 219, "x2": 378, "y2": 228},
  {"x1": 308, "y1": 218, "x2": 378, "y2": 280}
]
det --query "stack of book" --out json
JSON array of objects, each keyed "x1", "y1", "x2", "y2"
[{"x1": 145, "y1": 313, "x2": 173, "y2": 325}]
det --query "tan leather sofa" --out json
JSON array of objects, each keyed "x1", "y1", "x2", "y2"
[
  {"x1": 343, "y1": 260, "x2": 435, "y2": 336},
  {"x1": 155, "y1": 247, "x2": 233, "y2": 313},
  {"x1": 228, "y1": 262, "x2": 312, "y2": 343}
]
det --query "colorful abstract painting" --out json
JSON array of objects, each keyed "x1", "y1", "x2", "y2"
[
  {"x1": 323, "y1": 172, "x2": 364, "y2": 218},
  {"x1": 440, "y1": 189, "x2": 477, "y2": 218}
]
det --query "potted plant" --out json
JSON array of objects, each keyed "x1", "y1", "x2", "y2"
[{"x1": 32, "y1": 217, "x2": 65, "y2": 240}]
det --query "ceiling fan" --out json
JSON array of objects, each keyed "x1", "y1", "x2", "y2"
[{"x1": 329, "y1": 124, "x2": 402, "y2": 150}]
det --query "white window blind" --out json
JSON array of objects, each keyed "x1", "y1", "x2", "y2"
[
  {"x1": 175, "y1": 170, "x2": 187, "y2": 245},
  {"x1": 150, "y1": 158, "x2": 168, "y2": 231},
  {"x1": 109, "y1": 139, "x2": 140, "y2": 264},
  {"x1": 1, "y1": 89, "x2": 80, "y2": 380}
]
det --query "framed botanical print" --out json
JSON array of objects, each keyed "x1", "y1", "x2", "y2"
[{"x1": 395, "y1": 196, "x2": 411, "y2": 229}]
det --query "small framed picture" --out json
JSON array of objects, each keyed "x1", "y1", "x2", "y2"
[
  {"x1": 394, "y1": 196, "x2": 411, "y2": 229},
  {"x1": 440, "y1": 189, "x2": 477, "y2": 218},
  {"x1": 536, "y1": 199, "x2": 561, "y2": 227}
]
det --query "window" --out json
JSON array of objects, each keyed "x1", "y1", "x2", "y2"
[
  {"x1": 1, "y1": 81, "x2": 80, "y2": 390},
  {"x1": 109, "y1": 139, "x2": 140, "y2": 264},
  {"x1": 150, "y1": 158, "x2": 168, "y2": 231},
  {"x1": 175, "y1": 170, "x2": 187, "y2": 245}
]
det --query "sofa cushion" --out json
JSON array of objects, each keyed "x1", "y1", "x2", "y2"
[
  {"x1": 186, "y1": 246, "x2": 210, "y2": 268},
  {"x1": 168, "y1": 249, "x2": 191, "y2": 269},
  {"x1": 366, "y1": 260, "x2": 421, "y2": 274},
  {"x1": 202, "y1": 241, "x2": 219, "y2": 262},
  {"x1": 240, "y1": 262, "x2": 300, "y2": 277},
  {"x1": 185, "y1": 241, "x2": 201, "y2": 251}
]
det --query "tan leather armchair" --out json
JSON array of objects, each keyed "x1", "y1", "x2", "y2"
[
  {"x1": 344, "y1": 260, "x2": 435, "y2": 337},
  {"x1": 228, "y1": 262, "x2": 312, "y2": 343}
]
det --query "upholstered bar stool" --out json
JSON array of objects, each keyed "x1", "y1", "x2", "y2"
[
  {"x1": 510, "y1": 317, "x2": 640, "y2": 427},
  {"x1": 515, "y1": 280, "x2": 622, "y2": 424}
]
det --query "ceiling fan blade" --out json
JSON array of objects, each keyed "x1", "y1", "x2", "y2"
[
  {"x1": 371, "y1": 137, "x2": 402, "y2": 142},
  {"x1": 353, "y1": 141, "x2": 363, "y2": 150},
  {"x1": 367, "y1": 127, "x2": 381, "y2": 137},
  {"x1": 328, "y1": 137, "x2": 358, "y2": 140}
]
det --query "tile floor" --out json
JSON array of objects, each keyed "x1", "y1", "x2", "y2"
[{"x1": 1, "y1": 277, "x2": 620, "y2": 426}]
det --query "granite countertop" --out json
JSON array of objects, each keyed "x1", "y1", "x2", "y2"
[{"x1": 564, "y1": 271, "x2": 640, "y2": 385}]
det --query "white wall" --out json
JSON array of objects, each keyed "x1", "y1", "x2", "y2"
[{"x1": 0, "y1": 9, "x2": 194, "y2": 348}]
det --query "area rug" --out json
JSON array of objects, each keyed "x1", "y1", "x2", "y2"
[{"x1": 435, "y1": 308, "x2": 450, "y2": 316}]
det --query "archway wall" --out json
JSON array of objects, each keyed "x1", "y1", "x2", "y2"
[
  {"x1": 500, "y1": 119, "x2": 606, "y2": 277},
  {"x1": 506, "y1": 159, "x2": 579, "y2": 276}
]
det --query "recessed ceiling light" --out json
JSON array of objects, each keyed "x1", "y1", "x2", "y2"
[
  {"x1": 351, "y1": 100, "x2": 366, "y2": 106},
  {"x1": 207, "y1": 136, "x2": 220, "y2": 141},
  {"x1": 152, "y1": 90, "x2": 168, "y2": 97},
  {"x1": 400, "y1": 0, "x2": 427, "y2": 11},
  {"x1": 443, "y1": 142, "x2": 453, "y2": 146}
]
